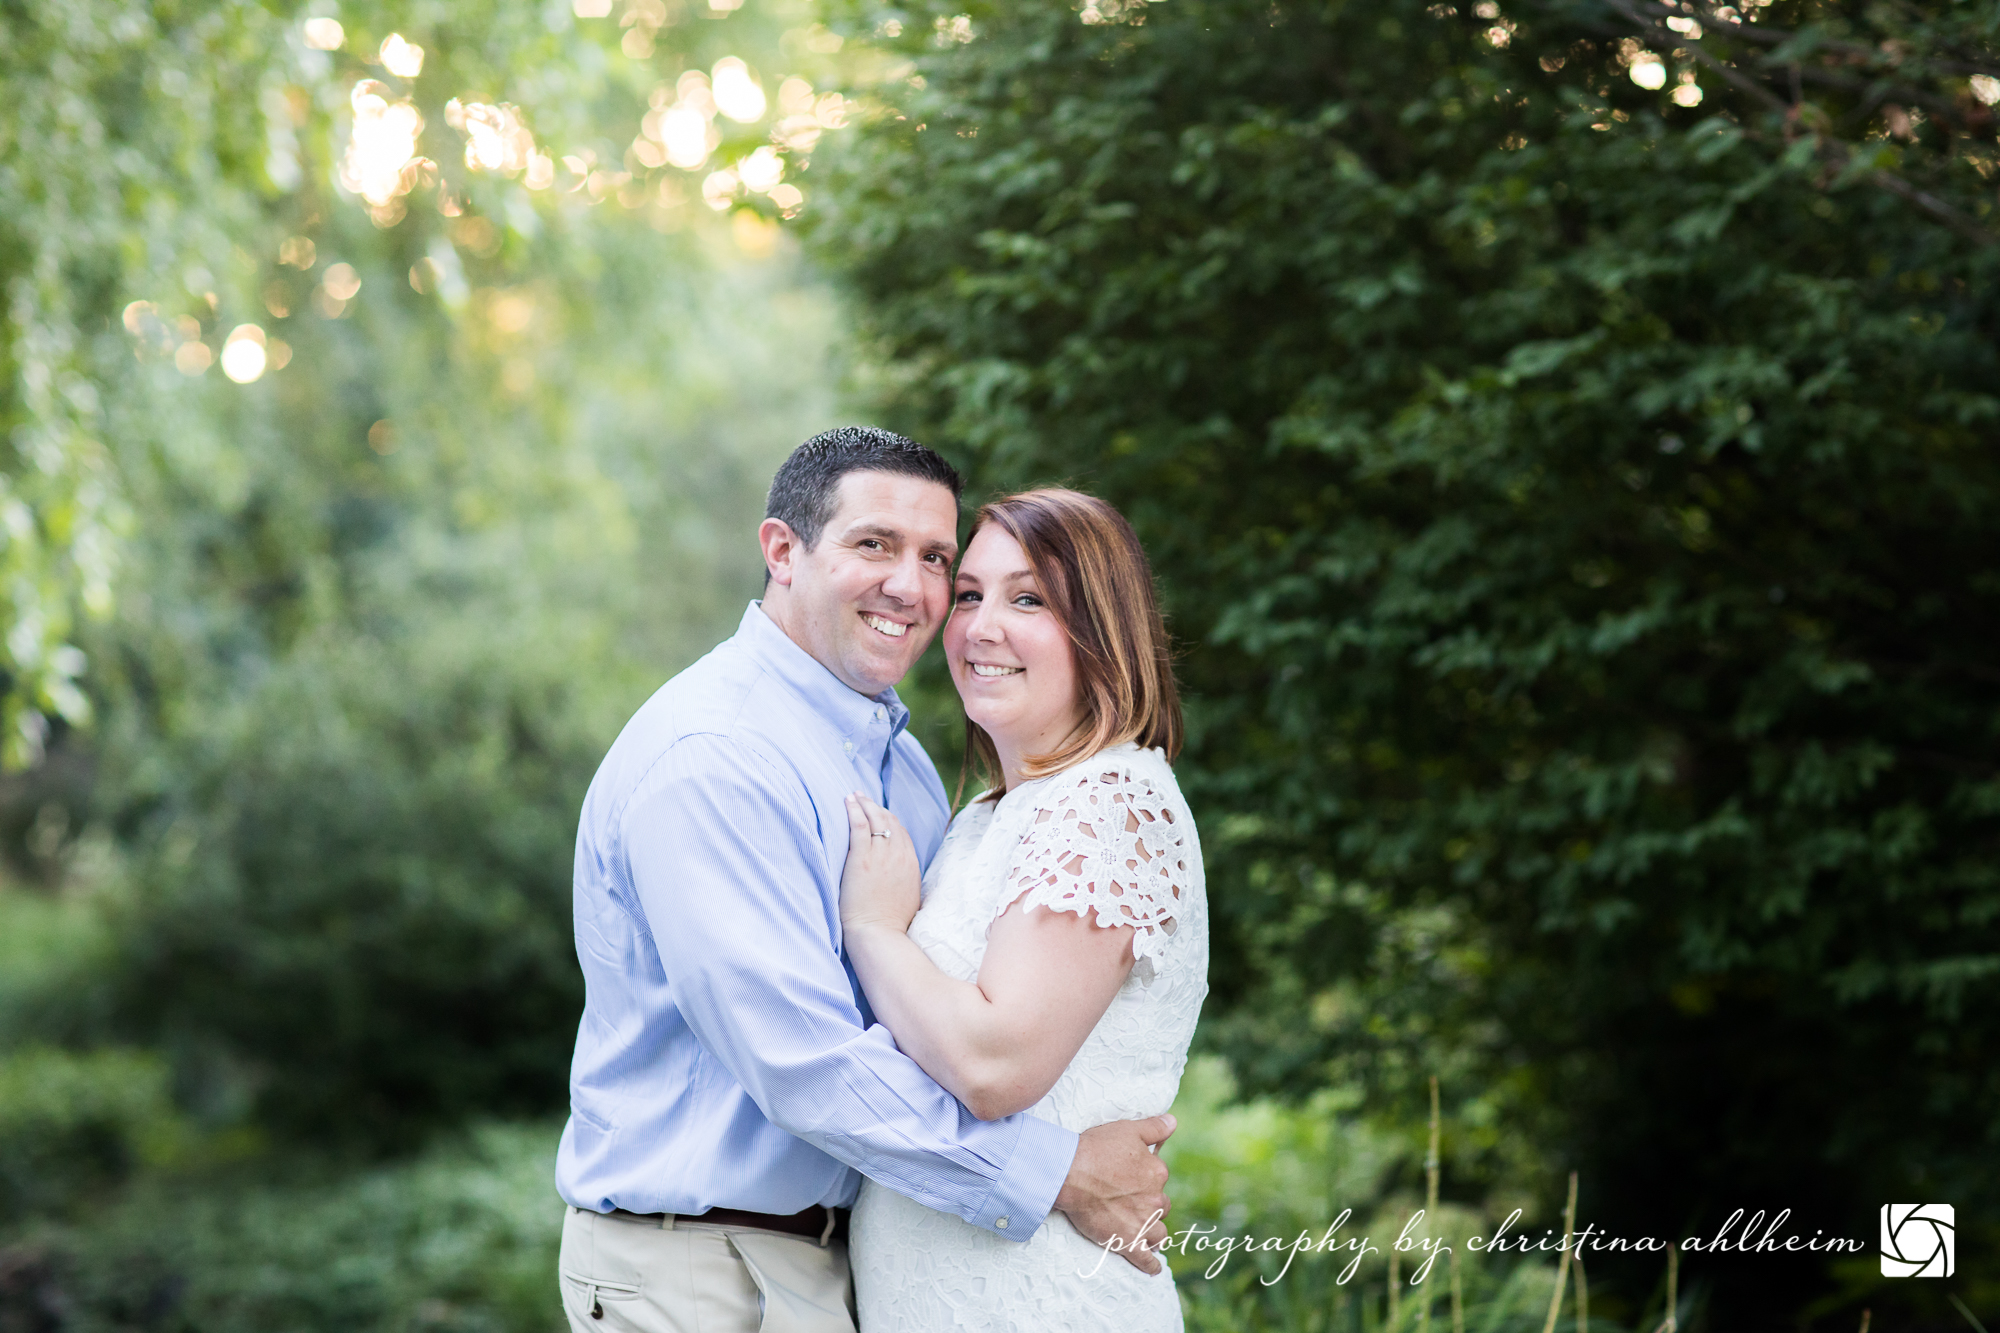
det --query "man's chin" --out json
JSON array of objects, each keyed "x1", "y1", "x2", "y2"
[{"x1": 844, "y1": 641, "x2": 925, "y2": 694}]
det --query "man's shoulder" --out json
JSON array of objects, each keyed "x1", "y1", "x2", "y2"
[{"x1": 587, "y1": 636, "x2": 809, "y2": 813}]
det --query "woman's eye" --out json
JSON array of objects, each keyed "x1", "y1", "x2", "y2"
[
  {"x1": 1013, "y1": 594, "x2": 1043, "y2": 608},
  {"x1": 954, "y1": 590, "x2": 981, "y2": 604}
]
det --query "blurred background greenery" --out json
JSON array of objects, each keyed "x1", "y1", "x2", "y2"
[{"x1": 2, "y1": 0, "x2": 1995, "y2": 1329}]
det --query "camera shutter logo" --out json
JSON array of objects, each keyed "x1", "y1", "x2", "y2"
[{"x1": 1880, "y1": 1205, "x2": 1953, "y2": 1277}]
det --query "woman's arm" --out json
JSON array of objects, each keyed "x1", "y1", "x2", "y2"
[{"x1": 841, "y1": 793, "x2": 1137, "y2": 1121}]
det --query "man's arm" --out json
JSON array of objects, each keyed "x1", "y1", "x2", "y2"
[{"x1": 625, "y1": 735, "x2": 1074, "y2": 1239}]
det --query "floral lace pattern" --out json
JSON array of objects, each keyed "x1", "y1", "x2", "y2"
[
  {"x1": 1006, "y1": 763, "x2": 1188, "y2": 967},
  {"x1": 852, "y1": 743, "x2": 1208, "y2": 1333}
]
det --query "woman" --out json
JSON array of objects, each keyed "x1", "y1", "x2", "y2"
[{"x1": 838, "y1": 488, "x2": 1207, "y2": 1333}]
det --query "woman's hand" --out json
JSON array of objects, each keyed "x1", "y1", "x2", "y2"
[
  {"x1": 836, "y1": 790, "x2": 1139, "y2": 1126},
  {"x1": 840, "y1": 793, "x2": 923, "y2": 936}
]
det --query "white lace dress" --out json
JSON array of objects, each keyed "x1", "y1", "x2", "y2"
[{"x1": 851, "y1": 742, "x2": 1208, "y2": 1333}]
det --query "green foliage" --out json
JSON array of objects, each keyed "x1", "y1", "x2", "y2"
[
  {"x1": 1166, "y1": 1060, "x2": 1642, "y2": 1333},
  {"x1": 0, "y1": 0, "x2": 852, "y2": 760},
  {"x1": 0, "y1": 1070, "x2": 1590, "y2": 1333},
  {"x1": 4, "y1": 1121, "x2": 565, "y2": 1333},
  {"x1": 809, "y1": 0, "x2": 2000, "y2": 1320},
  {"x1": 1, "y1": 0, "x2": 853, "y2": 1153},
  {"x1": 99, "y1": 631, "x2": 602, "y2": 1141},
  {"x1": 0, "y1": 1046, "x2": 188, "y2": 1226},
  {"x1": 1164, "y1": 1058, "x2": 1400, "y2": 1251}
]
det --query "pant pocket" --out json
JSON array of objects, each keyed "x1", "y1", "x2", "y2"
[
  {"x1": 561, "y1": 1271, "x2": 642, "y2": 1324},
  {"x1": 725, "y1": 1233, "x2": 855, "y2": 1333}
]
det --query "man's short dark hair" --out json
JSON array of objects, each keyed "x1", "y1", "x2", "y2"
[{"x1": 764, "y1": 426, "x2": 964, "y2": 550}]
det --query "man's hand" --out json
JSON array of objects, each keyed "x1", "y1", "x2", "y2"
[{"x1": 1054, "y1": 1114, "x2": 1176, "y2": 1274}]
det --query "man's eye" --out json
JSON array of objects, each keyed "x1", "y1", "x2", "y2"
[{"x1": 859, "y1": 539, "x2": 886, "y2": 551}]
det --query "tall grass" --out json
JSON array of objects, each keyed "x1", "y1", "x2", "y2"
[{"x1": 1163, "y1": 1060, "x2": 1691, "y2": 1333}]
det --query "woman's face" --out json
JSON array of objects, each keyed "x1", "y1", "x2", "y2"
[{"x1": 944, "y1": 525, "x2": 1081, "y2": 759}]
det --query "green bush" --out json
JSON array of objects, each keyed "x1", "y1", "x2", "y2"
[
  {"x1": 7, "y1": 1122, "x2": 565, "y2": 1333},
  {"x1": 98, "y1": 631, "x2": 602, "y2": 1148},
  {"x1": 0, "y1": 1046, "x2": 187, "y2": 1225}
]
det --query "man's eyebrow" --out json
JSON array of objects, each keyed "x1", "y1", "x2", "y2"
[{"x1": 844, "y1": 521, "x2": 958, "y2": 555}]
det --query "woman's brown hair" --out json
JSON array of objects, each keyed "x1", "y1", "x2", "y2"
[{"x1": 959, "y1": 488, "x2": 1182, "y2": 800}]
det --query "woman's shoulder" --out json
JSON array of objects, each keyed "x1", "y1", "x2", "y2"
[
  {"x1": 1003, "y1": 743, "x2": 1200, "y2": 969},
  {"x1": 1025, "y1": 742, "x2": 1183, "y2": 809},
  {"x1": 1004, "y1": 746, "x2": 1193, "y2": 861}
]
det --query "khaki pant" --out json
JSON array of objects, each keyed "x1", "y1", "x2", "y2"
[{"x1": 559, "y1": 1206, "x2": 857, "y2": 1333}]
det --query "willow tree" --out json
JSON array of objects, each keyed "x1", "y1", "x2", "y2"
[{"x1": 810, "y1": 0, "x2": 2000, "y2": 1320}]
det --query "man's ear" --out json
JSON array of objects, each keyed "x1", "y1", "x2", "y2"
[{"x1": 759, "y1": 517, "x2": 802, "y2": 587}]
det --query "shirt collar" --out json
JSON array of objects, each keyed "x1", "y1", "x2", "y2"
[{"x1": 737, "y1": 601, "x2": 911, "y2": 742}]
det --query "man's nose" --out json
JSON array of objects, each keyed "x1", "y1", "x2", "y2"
[{"x1": 879, "y1": 550, "x2": 928, "y2": 606}]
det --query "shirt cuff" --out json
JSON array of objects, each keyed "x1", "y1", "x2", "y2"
[{"x1": 970, "y1": 1114, "x2": 1078, "y2": 1242}]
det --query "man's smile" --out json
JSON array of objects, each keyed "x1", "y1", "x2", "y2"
[{"x1": 861, "y1": 612, "x2": 911, "y2": 639}]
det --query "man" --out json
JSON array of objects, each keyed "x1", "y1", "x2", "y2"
[{"x1": 555, "y1": 427, "x2": 1175, "y2": 1333}]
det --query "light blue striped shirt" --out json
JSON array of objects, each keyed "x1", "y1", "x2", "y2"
[{"x1": 555, "y1": 601, "x2": 1077, "y2": 1238}]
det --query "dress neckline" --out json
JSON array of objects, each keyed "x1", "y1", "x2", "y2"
[{"x1": 990, "y1": 740, "x2": 1156, "y2": 812}]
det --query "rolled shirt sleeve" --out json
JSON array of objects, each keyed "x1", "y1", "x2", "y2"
[{"x1": 624, "y1": 732, "x2": 1076, "y2": 1237}]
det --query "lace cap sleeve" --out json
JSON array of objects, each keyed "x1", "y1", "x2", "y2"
[{"x1": 1003, "y1": 761, "x2": 1189, "y2": 967}]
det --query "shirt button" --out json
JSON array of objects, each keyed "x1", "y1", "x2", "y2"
[
  {"x1": 842, "y1": 741, "x2": 854, "y2": 753},
  {"x1": 994, "y1": 1216, "x2": 1010, "y2": 1230}
]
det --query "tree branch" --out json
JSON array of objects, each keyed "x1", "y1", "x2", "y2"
[
  {"x1": 1864, "y1": 167, "x2": 1999, "y2": 244},
  {"x1": 1604, "y1": 0, "x2": 1999, "y2": 246},
  {"x1": 1625, "y1": 0, "x2": 2000, "y2": 79}
]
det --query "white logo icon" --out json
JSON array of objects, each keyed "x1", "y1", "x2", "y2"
[{"x1": 1880, "y1": 1205, "x2": 1954, "y2": 1277}]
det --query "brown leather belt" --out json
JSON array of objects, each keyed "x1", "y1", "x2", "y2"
[{"x1": 609, "y1": 1203, "x2": 849, "y2": 1244}]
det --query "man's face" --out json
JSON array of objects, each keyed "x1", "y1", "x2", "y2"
[{"x1": 761, "y1": 470, "x2": 960, "y2": 696}]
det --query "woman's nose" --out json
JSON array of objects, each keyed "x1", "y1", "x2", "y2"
[{"x1": 963, "y1": 601, "x2": 1002, "y2": 642}]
